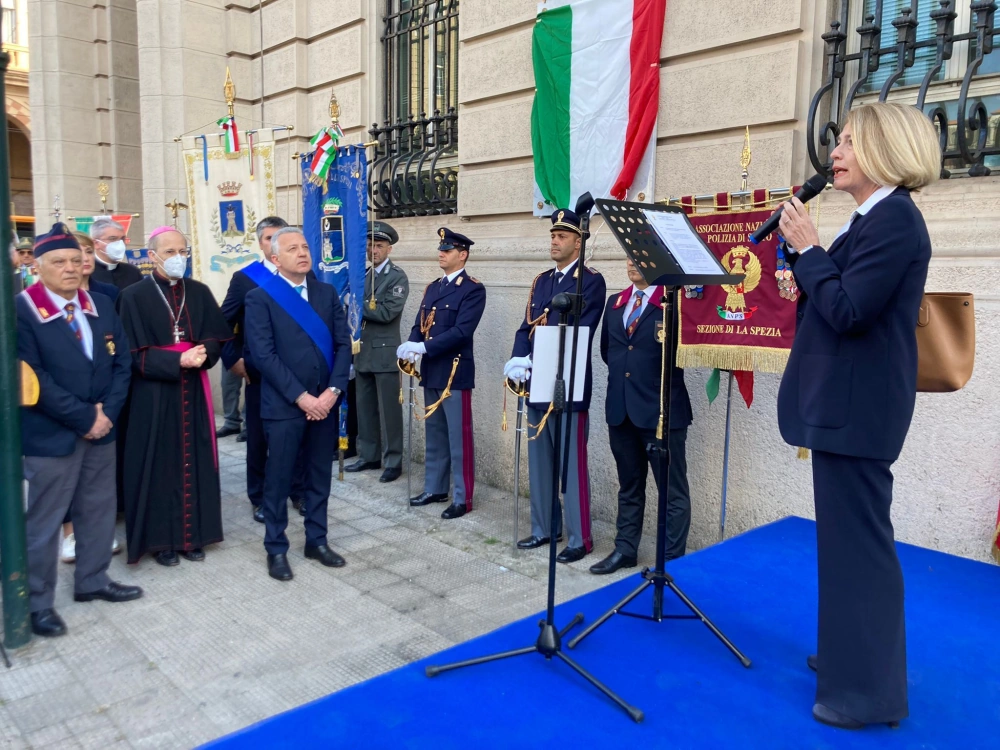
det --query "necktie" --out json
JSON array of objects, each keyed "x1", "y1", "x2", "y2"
[
  {"x1": 294, "y1": 284, "x2": 305, "y2": 298},
  {"x1": 64, "y1": 302, "x2": 85, "y2": 352},
  {"x1": 625, "y1": 290, "x2": 644, "y2": 337},
  {"x1": 555, "y1": 271, "x2": 564, "y2": 285},
  {"x1": 440, "y1": 277, "x2": 448, "y2": 287}
]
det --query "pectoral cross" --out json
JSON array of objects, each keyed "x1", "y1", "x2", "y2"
[{"x1": 173, "y1": 324, "x2": 187, "y2": 344}]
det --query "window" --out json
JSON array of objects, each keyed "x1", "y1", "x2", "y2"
[
  {"x1": 371, "y1": 0, "x2": 460, "y2": 218},
  {"x1": 1, "y1": 7, "x2": 16, "y2": 45}
]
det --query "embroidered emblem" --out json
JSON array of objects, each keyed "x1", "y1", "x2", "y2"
[
  {"x1": 392, "y1": 285, "x2": 405, "y2": 298},
  {"x1": 557, "y1": 210, "x2": 565, "y2": 222},
  {"x1": 105, "y1": 333, "x2": 116, "y2": 356},
  {"x1": 438, "y1": 228, "x2": 446, "y2": 239},
  {"x1": 455, "y1": 276, "x2": 463, "y2": 286}
]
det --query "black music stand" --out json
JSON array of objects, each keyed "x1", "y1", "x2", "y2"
[
  {"x1": 425, "y1": 194, "x2": 644, "y2": 723},
  {"x1": 566, "y1": 199, "x2": 752, "y2": 670}
]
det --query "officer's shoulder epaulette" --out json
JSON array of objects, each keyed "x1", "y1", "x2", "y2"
[
  {"x1": 423, "y1": 280, "x2": 436, "y2": 294},
  {"x1": 532, "y1": 269, "x2": 549, "y2": 282},
  {"x1": 467, "y1": 276, "x2": 481, "y2": 284},
  {"x1": 583, "y1": 264, "x2": 602, "y2": 275}
]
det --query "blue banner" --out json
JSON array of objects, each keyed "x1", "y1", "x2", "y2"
[{"x1": 300, "y1": 146, "x2": 368, "y2": 345}]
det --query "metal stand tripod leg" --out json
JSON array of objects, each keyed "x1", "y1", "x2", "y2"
[
  {"x1": 567, "y1": 580, "x2": 652, "y2": 648},
  {"x1": 665, "y1": 578, "x2": 751, "y2": 666}
]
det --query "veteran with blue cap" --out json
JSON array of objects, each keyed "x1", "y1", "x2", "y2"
[
  {"x1": 346, "y1": 220, "x2": 409, "y2": 482},
  {"x1": 397, "y1": 227, "x2": 486, "y2": 519},
  {"x1": 503, "y1": 209, "x2": 607, "y2": 564},
  {"x1": 17, "y1": 223, "x2": 143, "y2": 638}
]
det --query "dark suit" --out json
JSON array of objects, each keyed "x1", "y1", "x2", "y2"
[
  {"x1": 88, "y1": 280, "x2": 119, "y2": 303},
  {"x1": 245, "y1": 276, "x2": 351, "y2": 555},
  {"x1": 356, "y1": 259, "x2": 409, "y2": 469},
  {"x1": 778, "y1": 187, "x2": 929, "y2": 724},
  {"x1": 407, "y1": 269, "x2": 486, "y2": 509},
  {"x1": 511, "y1": 262, "x2": 606, "y2": 551},
  {"x1": 17, "y1": 284, "x2": 131, "y2": 611},
  {"x1": 601, "y1": 286, "x2": 692, "y2": 559},
  {"x1": 221, "y1": 266, "x2": 319, "y2": 507}
]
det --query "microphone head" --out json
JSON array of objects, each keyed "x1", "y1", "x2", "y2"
[
  {"x1": 550, "y1": 293, "x2": 573, "y2": 312},
  {"x1": 575, "y1": 192, "x2": 595, "y2": 216},
  {"x1": 799, "y1": 173, "x2": 830, "y2": 200}
]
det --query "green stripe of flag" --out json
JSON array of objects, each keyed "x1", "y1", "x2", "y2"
[{"x1": 531, "y1": 4, "x2": 573, "y2": 210}]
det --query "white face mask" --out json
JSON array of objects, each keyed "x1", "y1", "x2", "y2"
[
  {"x1": 103, "y1": 239, "x2": 127, "y2": 262},
  {"x1": 158, "y1": 253, "x2": 187, "y2": 279}
]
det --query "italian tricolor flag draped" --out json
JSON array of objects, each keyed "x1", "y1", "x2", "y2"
[
  {"x1": 217, "y1": 116, "x2": 240, "y2": 154},
  {"x1": 531, "y1": 0, "x2": 665, "y2": 214}
]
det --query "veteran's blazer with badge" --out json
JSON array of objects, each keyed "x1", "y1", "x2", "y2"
[
  {"x1": 511, "y1": 263, "x2": 607, "y2": 411},
  {"x1": 600, "y1": 286, "x2": 691, "y2": 431},
  {"x1": 356, "y1": 260, "x2": 409, "y2": 374},
  {"x1": 17, "y1": 282, "x2": 132, "y2": 457},
  {"x1": 407, "y1": 269, "x2": 486, "y2": 390}
]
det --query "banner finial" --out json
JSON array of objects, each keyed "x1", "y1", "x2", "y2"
[{"x1": 224, "y1": 67, "x2": 236, "y2": 117}]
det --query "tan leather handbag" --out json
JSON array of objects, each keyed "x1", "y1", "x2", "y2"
[{"x1": 916, "y1": 292, "x2": 975, "y2": 392}]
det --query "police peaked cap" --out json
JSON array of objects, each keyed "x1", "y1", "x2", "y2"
[
  {"x1": 437, "y1": 227, "x2": 474, "y2": 252},
  {"x1": 368, "y1": 221, "x2": 399, "y2": 245},
  {"x1": 550, "y1": 209, "x2": 586, "y2": 237},
  {"x1": 33, "y1": 222, "x2": 81, "y2": 257}
]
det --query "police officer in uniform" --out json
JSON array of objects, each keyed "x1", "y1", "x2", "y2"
[
  {"x1": 591, "y1": 257, "x2": 693, "y2": 574},
  {"x1": 504, "y1": 210, "x2": 606, "y2": 564},
  {"x1": 397, "y1": 228, "x2": 486, "y2": 520},
  {"x1": 346, "y1": 221, "x2": 409, "y2": 482}
]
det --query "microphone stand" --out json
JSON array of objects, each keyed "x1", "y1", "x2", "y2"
[
  {"x1": 425, "y1": 195, "x2": 643, "y2": 723},
  {"x1": 567, "y1": 286, "x2": 751, "y2": 668}
]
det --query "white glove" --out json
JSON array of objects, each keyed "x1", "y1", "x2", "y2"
[
  {"x1": 504, "y1": 356, "x2": 532, "y2": 383},
  {"x1": 396, "y1": 342, "x2": 426, "y2": 363}
]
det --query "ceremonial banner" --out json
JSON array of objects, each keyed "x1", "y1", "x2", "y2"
[
  {"x1": 531, "y1": 0, "x2": 663, "y2": 215},
  {"x1": 676, "y1": 204, "x2": 797, "y2": 374},
  {"x1": 182, "y1": 129, "x2": 277, "y2": 301},
  {"x1": 300, "y1": 145, "x2": 368, "y2": 347}
]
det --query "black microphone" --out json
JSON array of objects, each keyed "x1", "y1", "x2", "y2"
[
  {"x1": 749, "y1": 173, "x2": 829, "y2": 245},
  {"x1": 550, "y1": 293, "x2": 574, "y2": 312}
]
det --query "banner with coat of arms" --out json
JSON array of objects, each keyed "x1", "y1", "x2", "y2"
[
  {"x1": 182, "y1": 129, "x2": 277, "y2": 301},
  {"x1": 300, "y1": 146, "x2": 368, "y2": 348},
  {"x1": 676, "y1": 198, "x2": 797, "y2": 375}
]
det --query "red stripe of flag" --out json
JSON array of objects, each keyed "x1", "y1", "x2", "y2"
[{"x1": 611, "y1": 0, "x2": 666, "y2": 200}]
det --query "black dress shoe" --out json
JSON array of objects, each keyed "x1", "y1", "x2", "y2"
[
  {"x1": 409, "y1": 492, "x2": 449, "y2": 507},
  {"x1": 154, "y1": 550, "x2": 179, "y2": 567},
  {"x1": 30, "y1": 608, "x2": 67, "y2": 638},
  {"x1": 178, "y1": 548, "x2": 205, "y2": 562},
  {"x1": 305, "y1": 544, "x2": 346, "y2": 568},
  {"x1": 379, "y1": 467, "x2": 402, "y2": 483},
  {"x1": 516, "y1": 535, "x2": 563, "y2": 550},
  {"x1": 345, "y1": 459, "x2": 380, "y2": 473},
  {"x1": 74, "y1": 581, "x2": 144, "y2": 603},
  {"x1": 216, "y1": 425, "x2": 241, "y2": 438},
  {"x1": 267, "y1": 553, "x2": 293, "y2": 581},
  {"x1": 252, "y1": 505, "x2": 265, "y2": 523},
  {"x1": 441, "y1": 504, "x2": 467, "y2": 519},
  {"x1": 556, "y1": 546, "x2": 588, "y2": 564},
  {"x1": 236, "y1": 432, "x2": 248, "y2": 443},
  {"x1": 807, "y1": 654, "x2": 817, "y2": 672},
  {"x1": 589, "y1": 551, "x2": 638, "y2": 575},
  {"x1": 812, "y1": 703, "x2": 864, "y2": 730}
]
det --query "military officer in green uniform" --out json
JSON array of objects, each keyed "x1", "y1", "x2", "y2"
[{"x1": 346, "y1": 221, "x2": 409, "y2": 483}]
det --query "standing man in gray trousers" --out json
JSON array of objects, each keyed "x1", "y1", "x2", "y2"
[
  {"x1": 346, "y1": 221, "x2": 409, "y2": 483},
  {"x1": 17, "y1": 223, "x2": 143, "y2": 638}
]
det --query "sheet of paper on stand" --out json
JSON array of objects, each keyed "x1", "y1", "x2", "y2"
[
  {"x1": 644, "y1": 211, "x2": 724, "y2": 276},
  {"x1": 529, "y1": 326, "x2": 589, "y2": 403}
]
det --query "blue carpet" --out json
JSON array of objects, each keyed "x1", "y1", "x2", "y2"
[{"x1": 205, "y1": 517, "x2": 1000, "y2": 749}]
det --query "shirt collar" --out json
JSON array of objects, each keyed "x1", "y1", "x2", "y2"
[
  {"x1": 263, "y1": 258, "x2": 277, "y2": 274},
  {"x1": 444, "y1": 268, "x2": 464, "y2": 283},
  {"x1": 44, "y1": 285, "x2": 96, "y2": 316},
  {"x1": 855, "y1": 185, "x2": 897, "y2": 217},
  {"x1": 555, "y1": 258, "x2": 578, "y2": 278},
  {"x1": 278, "y1": 272, "x2": 307, "y2": 289},
  {"x1": 96, "y1": 256, "x2": 117, "y2": 270},
  {"x1": 375, "y1": 258, "x2": 391, "y2": 275}
]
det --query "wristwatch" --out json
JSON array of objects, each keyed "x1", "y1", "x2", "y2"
[{"x1": 329, "y1": 387, "x2": 342, "y2": 397}]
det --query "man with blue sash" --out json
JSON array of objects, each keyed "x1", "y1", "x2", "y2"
[
  {"x1": 397, "y1": 228, "x2": 486, "y2": 520},
  {"x1": 245, "y1": 227, "x2": 352, "y2": 581},
  {"x1": 504, "y1": 210, "x2": 607, "y2": 564}
]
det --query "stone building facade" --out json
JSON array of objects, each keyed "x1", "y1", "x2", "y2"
[{"x1": 26, "y1": 0, "x2": 1000, "y2": 561}]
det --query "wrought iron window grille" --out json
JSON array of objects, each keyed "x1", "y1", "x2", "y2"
[
  {"x1": 370, "y1": 0, "x2": 460, "y2": 219},
  {"x1": 808, "y1": 1, "x2": 1000, "y2": 178}
]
